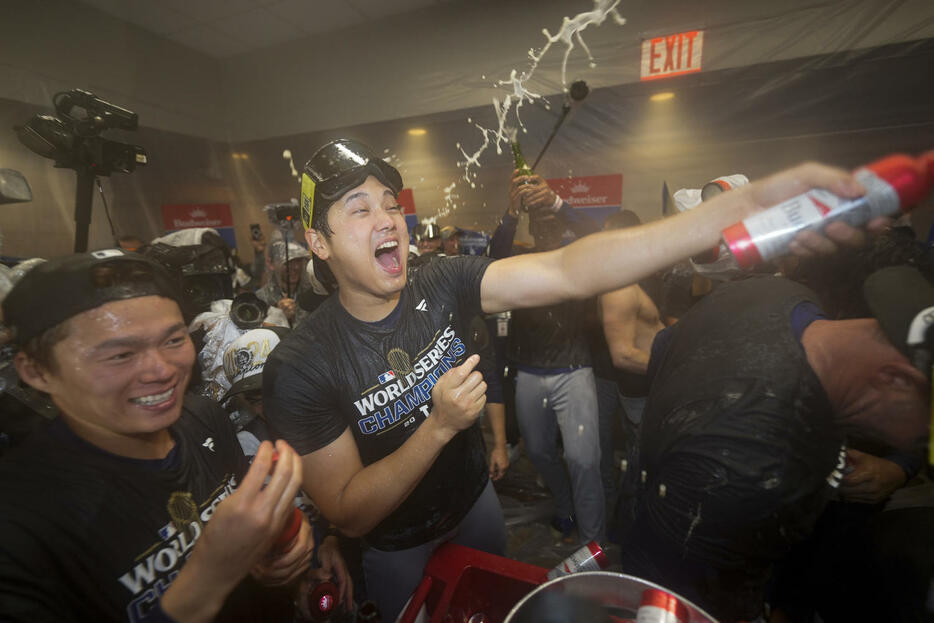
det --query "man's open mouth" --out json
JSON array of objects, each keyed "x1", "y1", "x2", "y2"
[{"x1": 375, "y1": 240, "x2": 401, "y2": 273}]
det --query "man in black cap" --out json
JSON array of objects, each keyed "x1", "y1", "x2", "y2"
[
  {"x1": 440, "y1": 226, "x2": 462, "y2": 256},
  {"x1": 413, "y1": 222, "x2": 442, "y2": 255},
  {"x1": 619, "y1": 272, "x2": 930, "y2": 621},
  {"x1": 0, "y1": 250, "x2": 314, "y2": 622},
  {"x1": 262, "y1": 137, "x2": 886, "y2": 619}
]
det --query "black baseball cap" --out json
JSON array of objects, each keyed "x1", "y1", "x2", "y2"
[
  {"x1": 415, "y1": 223, "x2": 440, "y2": 241},
  {"x1": 2, "y1": 249, "x2": 182, "y2": 345},
  {"x1": 301, "y1": 139, "x2": 403, "y2": 230}
]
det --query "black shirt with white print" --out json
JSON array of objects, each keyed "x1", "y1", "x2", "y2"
[
  {"x1": 263, "y1": 255, "x2": 493, "y2": 551},
  {"x1": 0, "y1": 393, "x2": 293, "y2": 623}
]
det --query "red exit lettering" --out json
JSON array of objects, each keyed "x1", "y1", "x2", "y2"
[{"x1": 641, "y1": 30, "x2": 704, "y2": 81}]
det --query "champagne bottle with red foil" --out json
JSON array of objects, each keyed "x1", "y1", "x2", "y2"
[
  {"x1": 545, "y1": 541, "x2": 609, "y2": 580},
  {"x1": 723, "y1": 152, "x2": 934, "y2": 268}
]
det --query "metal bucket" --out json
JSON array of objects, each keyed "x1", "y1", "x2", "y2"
[{"x1": 503, "y1": 571, "x2": 719, "y2": 623}]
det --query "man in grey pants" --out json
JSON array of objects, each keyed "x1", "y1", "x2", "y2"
[{"x1": 491, "y1": 170, "x2": 605, "y2": 543}]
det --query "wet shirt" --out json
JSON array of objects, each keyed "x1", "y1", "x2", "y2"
[
  {"x1": 263, "y1": 256, "x2": 492, "y2": 551},
  {"x1": 0, "y1": 394, "x2": 292, "y2": 623},
  {"x1": 624, "y1": 276, "x2": 844, "y2": 621},
  {"x1": 509, "y1": 298, "x2": 595, "y2": 370}
]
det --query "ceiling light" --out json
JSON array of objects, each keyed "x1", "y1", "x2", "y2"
[
  {"x1": 650, "y1": 92, "x2": 675, "y2": 102},
  {"x1": 408, "y1": 128, "x2": 427, "y2": 136}
]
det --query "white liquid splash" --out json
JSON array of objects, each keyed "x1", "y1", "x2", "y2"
[
  {"x1": 448, "y1": 0, "x2": 626, "y2": 213},
  {"x1": 282, "y1": 149, "x2": 299, "y2": 180},
  {"x1": 437, "y1": 181, "x2": 459, "y2": 219}
]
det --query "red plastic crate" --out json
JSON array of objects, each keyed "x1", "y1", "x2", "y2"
[{"x1": 399, "y1": 543, "x2": 548, "y2": 623}]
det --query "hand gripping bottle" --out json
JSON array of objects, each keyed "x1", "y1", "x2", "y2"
[
  {"x1": 269, "y1": 451, "x2": 304, "y2": 552},
  {"x1": 723, "y1": 152, "x2": 934, "y2": 268},
  {"x1": 511, "y1": 139, "x2": 538, "y2": 213}
]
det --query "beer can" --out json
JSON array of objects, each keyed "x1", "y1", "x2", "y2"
[
  {"x1": 635, "y1": 588, "x2": 689, "y2": 623},
  {"x1": 545, "y1": 541, "x2": 608, "y2": 580}
]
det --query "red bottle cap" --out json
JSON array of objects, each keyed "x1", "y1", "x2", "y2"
[
  {"x1": 864, "y1": 153, "x2": 931, "y2": 209},
  {"x1": 721, "y1": 221, "x2": 762, "y2": 269},
  {"x1": 585, "y1": 541, "x2": 609, "y2": 569},
  {"x1": 306, "y1": 581, "x2": 338, "y2": 620}
]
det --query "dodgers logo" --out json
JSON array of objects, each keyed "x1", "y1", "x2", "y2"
[{"x1": 234, "y1": 348, "x2": 252, "y2": 370}]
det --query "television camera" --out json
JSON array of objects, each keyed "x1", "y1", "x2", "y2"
[{"x1": 14, "y1": 89, "x2": 148, "y2": 253}]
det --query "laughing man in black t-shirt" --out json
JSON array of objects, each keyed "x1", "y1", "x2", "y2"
[
  {"x1": 0, "y1": 251, "x2": 314, "y2": 622},
  {"x1": 260, "y1": 138, "x2": 886, "y2": 620}
]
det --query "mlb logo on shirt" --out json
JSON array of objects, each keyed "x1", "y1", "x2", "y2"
[
  {"x1": 158, "y1": 522, "x2": 176, "y2": 540},
  {"x1": 377, "y1": 370, "x2": 396, "y2": 384}
]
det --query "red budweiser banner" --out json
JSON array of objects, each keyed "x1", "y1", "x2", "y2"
[
  {"x1": 548, "y1": 174, "x2": 622, "y2": 207},
  {"x1": 161, "y1": 203, "x2": 236, "y2": 248},
  {"x1": 398, "y1": 188, "x2": 418, "y2": 229},
  {"x1": 162, "y1": 204, "x2": 233, "y2": 230}
]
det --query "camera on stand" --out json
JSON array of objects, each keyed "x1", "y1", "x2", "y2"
[
  {"x1": 263, "y1": 201, "x2": 305, "y2": 298},
  {"x1": 265, "y1": 201, "x2": 301, "y2": 228},
  {"x1": 15, "y1": 89, "x2": 146, "y2": 175},
  {"x1": 14, "y1": 89, "x2": 148, "y2": 252}
]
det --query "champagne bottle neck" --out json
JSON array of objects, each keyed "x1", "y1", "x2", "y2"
[{"x1": 511, "y1": 141, "x2": 532, "y2": 174}]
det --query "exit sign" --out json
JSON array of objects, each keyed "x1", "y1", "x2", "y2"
[{"x1": 640, "y1": 30, "x2": 703, "y2": 81}]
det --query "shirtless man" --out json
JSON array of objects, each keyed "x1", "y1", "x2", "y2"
[{"x1": 600, "y1": 210, "x2": 665, "y2": 379}]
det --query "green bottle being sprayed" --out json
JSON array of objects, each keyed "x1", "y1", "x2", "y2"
[
  {"x1": 511, "y1": 140, "x2": 534, "y2": 178},
  {"x1": 511, "y1": 139, "x2": 536, "y2": 214}
]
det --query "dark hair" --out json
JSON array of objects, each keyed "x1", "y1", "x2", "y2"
[
  {"x1": 20, "y1": 320, "x2": 71, "y2": 373},
  {"x1": 311, "y1": 201, "x2": 334, "y2": 239}
]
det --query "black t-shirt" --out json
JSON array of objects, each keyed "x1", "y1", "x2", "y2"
[
  {"x1": 509, "y1": 297, "x2": 595, "y2": 369},
  {"x1": 623, "y1": 276, "x2": 844, "y2": 622},
  {"x1": 263, "y1": 255, "x2": 492, "y2": 551},
  {"x1": 0, "y1": 394, "x2": 292, "y2": 623}
]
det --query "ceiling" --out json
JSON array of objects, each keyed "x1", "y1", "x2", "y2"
[{"x1": 76, "y1": 0, "x2": 463, "y2": 58}]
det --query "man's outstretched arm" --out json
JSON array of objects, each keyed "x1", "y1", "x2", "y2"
[{"x1": 480, "y1": 163, "x2": 871, "y2": 313}]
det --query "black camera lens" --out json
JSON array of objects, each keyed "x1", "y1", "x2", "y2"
[{"x1": 230, "y1": 293, "x2": 268, "y2": 330}]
